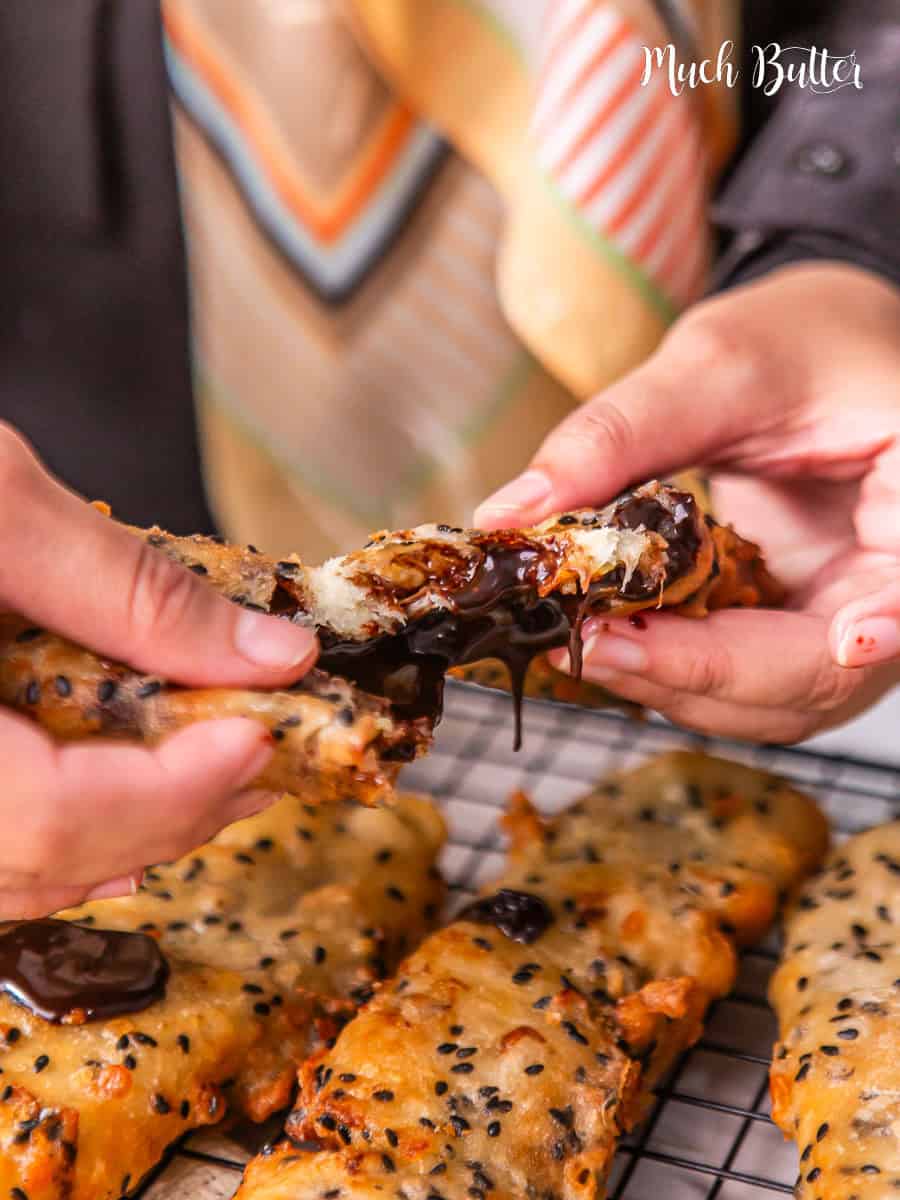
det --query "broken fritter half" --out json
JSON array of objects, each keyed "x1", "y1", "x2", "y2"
[
  {"x1": 0, "y1": 789, "x2": 445, "y2": 1200},
  {"x1": 235, "y1": 751, "x2": 826, "y2": 1200},
  {"x1": 0, "y1": 481, "x2": 782, "y2": 779},
  {"x1": 770, "y1": 824, "x2": 900, "y2": 1198}
]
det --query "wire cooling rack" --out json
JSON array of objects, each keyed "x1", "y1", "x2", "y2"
[{"x1": 144, "y1": 681, "x2": 900, "y2": 1199}]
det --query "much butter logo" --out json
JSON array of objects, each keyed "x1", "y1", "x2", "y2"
[{"x1": 642, "y1": 41, "x2": 864, "y2": 97}]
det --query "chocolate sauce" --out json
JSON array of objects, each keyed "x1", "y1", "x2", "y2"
[
  {"x1": 0, "y1": 919, "x2": 169, "y2": 1023},
  {"x1": 458, "y1": 889, "x2": 554, "y2": 945},
  {"x1": 317, "y1": 490, "x2": 701, "y2": 749}
]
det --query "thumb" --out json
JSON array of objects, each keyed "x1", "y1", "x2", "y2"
[
  {"x1": 830, "y1": 582, "x2": 900, "y2": 670},
  {"x1": 0, "y1": 424, "x2": 316, "y2": 688},
  {"x1": 474, "y1": 313, "x2": 777, "y2": 529}
]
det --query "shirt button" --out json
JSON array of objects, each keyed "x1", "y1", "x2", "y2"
[{"x1": 792, "y1": 143, "x2": 851, "y2": 178}]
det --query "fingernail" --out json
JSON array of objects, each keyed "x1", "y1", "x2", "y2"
[
  {"x1": 836, "y1": 617, "x2": 900, "y2": 668},
  {"x1": 85, "y1": 873, "x2": 142, "y2": 902},
  {"x1": 583, "y1": 633, "x2": 649, "y2": 673},
  {"x1": 475, "y1": 470, "x2": 553, "y2": 526},
  {"x1": 235, "y1": 610, "x2": 316, "y2": 670}
]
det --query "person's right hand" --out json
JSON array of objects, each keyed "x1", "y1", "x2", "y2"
[
  {"x1": 475, "y1": 263, "x2": 900, "y2": 744},
  {"x1": 0, "y1": 424, "x2": 317, "y2": 919}
]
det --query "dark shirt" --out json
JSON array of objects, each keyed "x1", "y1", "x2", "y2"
[
  {"x1": 0, "y1": 1, "x2": 897, "y2": 530},
  {"x1": 715, "y1": 0, "x2": 900, "y2": 291}
]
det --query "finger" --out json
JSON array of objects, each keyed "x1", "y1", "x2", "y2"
[
  {"x1": 84, "y1": 874, "x2": 143, "y2": 901},
  {"x1": 830, "y1": 581, "x2": 900, "y2": 669},
  {"x1": 0, "y1": 886, "x2": 97, "y2": 921},
  {"x1": 856, "y1": 443, "x2": 900, "y2": 556},
  {"x1": 1, "y1": 708, "x2": 276, "y2": 886},
  {"x1": 0, "y1": 423, "x2": 316, "y2": 687},
  {"x1": 474, "y1": 310, "x2": 779, "y2": 527},
  {"x1": 564, "y1": 664, "x2": 816, "y2": 742},
  {"x1": 549, "y1": 608, "x2": 859, "y2": 713}
]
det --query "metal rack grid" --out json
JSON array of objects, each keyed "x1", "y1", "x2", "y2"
[{"x1": 144, "y1": 681, "x2": 900, "y2": 1199}]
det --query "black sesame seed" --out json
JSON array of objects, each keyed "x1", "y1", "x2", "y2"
[
  {"x1": 435, "y1": 1080, "x2": 448, "y2": 1096},
  {"x1": 97, "y1": 680, "x2": 117, "y2": 703},
  {"x1": 487, "y1": 1121, "x2": 501, "y2": 1137},
  {"x1": 817, "y1": 1123, "x2": 829, "y2": 1141},
  {"x1": 314, "y1": 946, "x2": 327, "y2": 964},
  {"x1": 123, "y1": 1055, "x2": 137, "y2": 1070},
  {"x1": 451, "y1": 1063, "x2": 474, "y2": 1075},
  {"x1": 861, "y1": 1165, "x2": 881, "y2": 1174},
  {"x1": 456, "y1": 1047, "x2": 477, "y2": 1059},
  {"x1": 152, "y1": 1094, "x2": 171, "y2": 1114},
  {"x1": 25, "y1": 681, "x2": 40, "y2": 705},
  {"x1": 562, "y1": 1021, "x2": 588, "y2": 1045},
  {"x1": 386, "y1": 886, "x2": 406, "y2": 902},
  {"x1": 807, "y1": 1168, "x2": 821, "y2": 1182},
  {"x1": 385, "y1": 1129, "x2": 399, "y2": 1147},
  {"x1": 254, "y1": 1002, "x2": 271, "y2": 1016},
  {"x1": 177, "y1": 1035, "x2": 190, "y2": 1054},
  {"x1": 837, "y1": 1028, "x2": 859, "y2": 1040},
  {"x1": 820, "y1": 1045, "x2": 839, "y2": 1056},
  {"x1": 33, "y1": 1055, "x2": 49, "y2": 1073},
  {"x1": 381, "y1": 1154, "x2": 396, "y2": 1173},
  {"x1": 137, "y1": 680, "x2": 162, "y2": 699},
  {"x1": 795, "y1": 1062, "x2": 811, "y2": 1082},
  {"x1": 373, "y1": 1089, "x2": 394, "y2": 1102},
  {"x1": 437, "y1": 1043, "x2": 458, "y2": 1055},
  {"x1": 117, "y1": 1035, "x2": 130, "y2": 1050},
  {"x1": 450, "y1": 1115, "x2": 470, "y2": 1135},
  {"x1": 525, "y1": 1063, "x2": 545, "y2": 1076}
]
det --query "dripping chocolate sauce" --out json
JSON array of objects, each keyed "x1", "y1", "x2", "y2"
[
  {"x1": 0, "y1": 919, "x2": 169, "y2": 1023},
  {"x1": 318, "y1": 490, "x2": 699, "y2": 750}
]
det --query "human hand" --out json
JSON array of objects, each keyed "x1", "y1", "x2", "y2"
[
  {"x1": 0, "y1": 424, "x2": 317, "y2": 917},
  {"x1": 476, "y1": 263, "x2": 900, "y2": 743}
]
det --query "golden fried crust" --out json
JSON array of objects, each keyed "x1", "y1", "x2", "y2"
[
  {"x1": 235, "y1": 751, "x2": 826, "y2": 1200},
  {"x1": 0, "y1": 615, "x2": 428, "y2": 804},
  {"x1": 770, "y1": 825, "x2": 900, "y2": 1199},
  {"x1": 0, "y1": 791, "x2": 445, "y2": 1200}
]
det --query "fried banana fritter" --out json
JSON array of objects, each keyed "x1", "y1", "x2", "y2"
[
  {"x1": 236, "y1": 751, "x2": 827, "y2": 1200},
  {"x1": 0, "y1": 790, "x2": 445, "y2": 1200},
  {"x1": 0, "y1": 483, "x2": 781, "y2": 787},
  {"x1": 770, "y1": 824, "x2": 900, "y2": 1198}
]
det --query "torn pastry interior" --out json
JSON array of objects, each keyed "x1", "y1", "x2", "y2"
[
  {"x1": 235, "y1": 751, "x2": 827, "y2": 1200},
  {"x1": 770, "y1": 824, "x2": 900, "y2": 1198},
  {"x1": 307, "y1": 482, "x2": 782, "y2": 743},
  {"x1": 0, "y1": 789, "x2": 445, "y2": 1200},
  {"x1": 0, "y1": 481, "x2": 781, "y2": 771}
]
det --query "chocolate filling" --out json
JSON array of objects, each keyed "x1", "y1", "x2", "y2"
[
  {"x1": 0, "y1": 919, "x2": 169, "y2": 1023},
  {"x1": 318, "y1": 490, "x2": 700, "y2": 748},
  {"x1": 458, "y1": 889, "x2": 554, "y2": 945}
]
